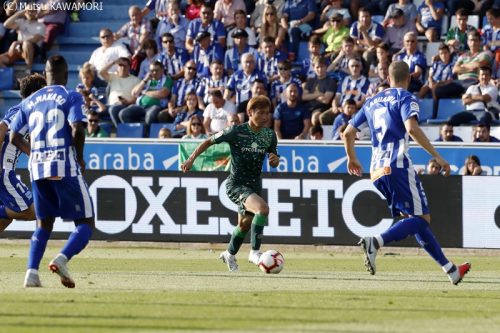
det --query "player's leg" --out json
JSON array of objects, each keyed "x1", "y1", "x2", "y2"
[
  {"x1": 24, "y1": 179, "x2": 57, "y2": 287},
  {"x1": 0, "y1": 170, "x2": 35, "y2": 232},
  {"x1": 49, "y1": 175, "x2": 94, "y2": 288},
  {"x1": 243, "y1": 193, "x2": 269, "y2": 264},
  {"x1": 220, "y1": 213, "x2": 251, "y2": 272}
]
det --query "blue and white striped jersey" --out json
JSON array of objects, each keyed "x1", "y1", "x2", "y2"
[
  {"x1": 1, "y1": 104, "x2": 28, "y2": 171},
  {"x1": 349, "y1": 88, "x2": 419, "y2": 172},
  {"x1": 10, "y1": 85, "x2": 87, "y2": 181}
]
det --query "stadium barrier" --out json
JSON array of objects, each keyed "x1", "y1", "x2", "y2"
[{"x1": 3, "y1": 170, "x2": 500, "y2": 249}]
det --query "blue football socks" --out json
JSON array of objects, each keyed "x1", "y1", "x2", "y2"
[
  {"x1": 381, "y1": 216, "x2": 428, "y2": 244},
  {"x1": 27, "y1": 227, "x2": 51, "y2": 270},
  {"x1": 61, "y1": 224, "x2": 93, "y2": 260},
  {"x1": 415, "y1": 225, "x2": 449, "y2": 266}
]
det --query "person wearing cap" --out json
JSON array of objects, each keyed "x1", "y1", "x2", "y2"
[
  {"x1": 273, "y1": 82, "x2": 311, "y2": 140},
  {"x1": 192, "y1": 30, "x2": 225, "y2": 78},
  {"x1": 227, "y1": 9, "x2": 257, "y2": 48},
  {"x1": 384, "y1": 8, "x2": 417, "y2": 53},
  {"x1": 186, "y1": 1, "x2": 226, "y2": 54},
  {"x1": 224, "y1": 27, "x2": 259, "y2": 76},
  {"x1": 214, "y1": 0, "x2": 246, "y2": 29},
  {"x1": 158, "y1": 32, "x2": 189, "y2": 81},
  {"x1": 314, "y1": 12, "x2": 350, "y2": 57}
]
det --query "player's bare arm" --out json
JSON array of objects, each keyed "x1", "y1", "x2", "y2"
[
  {"x1": 404, "y1": 117, "x2": 450, "y2": 176},
  {"x1": 181, "y1": 138, "x2": 214, "y2": 172},
  {"x1": 342, "y1": 124, "x2": 363, "y2": 177},
  {"x1": 9, "y1": 131, "x2": 30, "y2": 156},
  {"x1": 71, "y1": 121, "x2": 87, "y2": 173}
]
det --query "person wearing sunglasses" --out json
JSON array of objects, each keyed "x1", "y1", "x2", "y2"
[
  {"x1": 85, "y1": 110, "x2": 109, "y2": 138},
  {"x1": 270, "y1": 59, "x2": 302, "y2": 107},
  {"x1": 182, "y1": 115, "x2": 208, "y2": 139},
  {"x1": 158, "y1": 32, "x2": 189, "y2": 81}
]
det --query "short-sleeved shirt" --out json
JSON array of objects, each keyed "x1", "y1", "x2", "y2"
[
  {"x1": 349, "y1": 87, "x2": 419, "y2": 172},
  {"x1": 465, "y1": 82, "x2": 498, "y2": 110},
  {"x1": 172, "y1": 77, "x2": 201, "y2": 107},
  {"x1": 10, "y1": 85, "x2": 87, "y2": 181},
  {"x1": 270, "y1": 77, "x2": 303, "y2": 104},
  {"x1": 393, "y1": 50, "x2": 427, "y2": 82},
  {"x1": 197, "y1": 76, "x2": 228, "y2": 105},
  {"x1": 430, "y1": 60, "x2": 455, "y2": 82},
  {"x1": 224, "y1": 46, "x2": 259, "y2": 73},
  {"x1": 15, "y1": 18, "x2": 46, "y2": 46},
  {"x1": 418, "y1": 2, "x2": 445, "y2": 32},
  {"x1": 350, "y1": 21, "x2": 385, "y2": 46},
  {"x1": 212, "y1": 123, "x2": 278, "y2": 189},
  {"x1": 455, "y1": 51, "x2": 492, "y2": 80},
  {"x1": 2, "y1": 104, "x2": 27, "y2": 170},
  {"x1": 481, "y1": 25, "x2": 500, "y2": 53},
  {"x1": 304, "y1": 76, "x2": 337, "y2": 102},
  {"x1": 108, "y1": 74, "x2": 141, "y2": 105},
  {"x1": 203, "y1": 100, "x2": 236, "y2": 132},
  {"x1": 158, "y1": 48, "x2": 189, "y2": 78},
  {"x1": 193, "y1": 44, "x2": 225, "y2": 78},
  {"x1": 282, "y1": 0, "x2": 317, "y2": 21},
  {"x1": 116, "y1": 19, "x2": 152, "y2": 52},
  {"x1": 137, "y1": 76, "x2": 173, "y2": 107},
  {"x1": 186, "y1": 18, "x2": 226, "y2": 47},
  {"x1": 273, "y1": 102, "x2": 311, "y2": 139},
  {"x1": 227, "y1": 69, "x2": 267, "y2": 104},
  {"x1": 336, "y1": 75, "x2": 370, "y2": 105},
  {"x1": 445, "y1": 25, "x2": 477, "y2": 52}
]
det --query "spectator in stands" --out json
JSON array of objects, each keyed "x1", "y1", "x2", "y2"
[
  {"x1": 224, "y1": 28, "x2": 258, "y2": 76},
  {"x1": 251, "y1": 0, "x2": 284, "y2": 28},
  {"x1": 227, "y1": 9, "x2": 257, "y2": 48},
  {"x1": 225, "y1": 52, "x2": 267, "y2": 105},
  {"x1": 77, "y1": 65, "x2": 106, "y2": 115},
  {"x1": 332, "y1": 98, "x2": 357, "y2": 140},
  {"x1": 301, "y1": 35, "x2": 324, "y2": 80},
  {"x1": 142, "y1": 0, "x2": 169, "y2": 21},
  {"x1": 482, "y1": 7, "x2": 500, "y2": 78},
  {"x1": 89, "y1": 28, "x2": 130, "y2": 84},
  {"x1": 302, "y1": 57, "x2": 337, "y2": 126},
  {"x1": 158, "y1": 127, "x2": 172, "y2": 139},
  {"x1": 384, "y1": 9, "x2": 416, "y2": 54},
  {"x1": 450, "y1": 66, "x2": 499, "y2": 126},
  {"x1": 416, "y1": 0, "x2": 446, "y2": 42},
  {"x1": 445, "y1": 8, "x2": 477, "y2": 54},
  {"x1": 203, "y1": 90, "x2": 237, "y2": 135},
  {"x1": 160, "y1": 60, "x2": 201, "y2": 123},
  {"x1": 114, "y1": 5, "x2": 152, "y2": 75},
  {"x1": 256, "y1": 3, "x2": 286, "y2": 51},
  {"x1": 473, "y1": 122, "x2": 500, "y2": 142},
  {"x1": 392, "y1": 32, "x2": 427, "y2": 93},
  {"x1": 257, "y1": 36, "x2": 286, "y2": 83},
  {"x1": 270, "y1": 59, "x2": 302, "y2": 107},
  {"x1": 273, "y1": 82, "x2": 311, "y2": 139},
  {"x1": 227, "y1": 113, "x2": 241, "y2": 126},
  {"x1": 172, "y1": 91, "x2": 204, "y2": 138},
  {"x1": 314, "y1": 13, "x2": 350, "y2": 58},
  {"x1": 436, "y1": 31, "x2": 491, "y2": 100},
  {"x1": 185, "y1": 0, "x2": 203, "y2": 21},
  {"x1": 280, "y1": 0, "x2": 317, "y2": 61},
  {"x1": 462, "y1": 154, "x2": 484, "y2": 175},
  {"x1": 214, "y1": 0, "x2": 246, "y2": 29},
  {"x1": 85, "y1": 111, "x2": 109, "y2": 138},
  {"x1": 138, "y1": 39, "x2": 160, "y2": 80},
  {"x1": 368, "y1": 42, "x2": 390, "y2": 78},
  {"x1": 435, "y1": 122, "x2": 464, "y2": 142},
  {"x1": 37, "y1": 0, "x2": 67, "y2": 60},
  {"x1": 192, "y1": 30, "x2": 225, "y2": 78},
  {"x1": 328, "y1": 36, "x2": 358, "y2": 81},
  {"x1": 383, "y1": 0, "x2": 417, "y2": 28},
  {"x1": 186, "y1": 1, "x2": 226, "y2": 54},
  {"x1": 99, "y1": 57, "x2": 141, "y2": 128},
  {"x1": 350, "y1": 7, "x2": 385, "y2": 69},
  {"x1": 197, "y1": 60, "x2": 227, "y2": 110},
  {"x1": 350, "y1": 0, "x2": 398, "y2": 18},
  {"x1": 236, "y1": 78, "x2": 268, "y2": 123},
  {"x1": 328, "y1": 57, "x2": 369, "y2": 124},
  {"x1": 155, "y1": 1, "x2": 189, "y2": 52},
  {"x1": 418, "y1": 43, "x2": 454, "y2": 101},
  {"x1": 367, "y1": 61, "x2": 389, "y2": 97},
  {"x1": 2, "y1": 7, "x2": 45, "y2": 73},
  {"x1": 423, "y1": 158, "x2": 443, "y2": 175},
  {"x1": 117, "y1": 60, "x2": 172, "y2": 127},
  {"x1": 320, "y1": 0, "x2": 351, "y2": 26},
  {"x1": 182, "y1": 114, "x2": 208, "y2": 139},
  {"x1": 158, "y1": 32, "x2": 189, "y2": 81},
  {"x1": 309, "y1": 124, "x2": 324, "y2": 140}
]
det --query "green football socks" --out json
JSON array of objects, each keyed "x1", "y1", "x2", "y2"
[
  {"x1": 227, "y1": 227, "x2": 247, "y2": 255},
  {"x1": 251, "y1": 214, "x2": 266, "y2": 251}
]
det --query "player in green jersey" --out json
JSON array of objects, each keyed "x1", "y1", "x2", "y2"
[{"x1": 181, "y1": 96, "x2": 280, "y2": 272}]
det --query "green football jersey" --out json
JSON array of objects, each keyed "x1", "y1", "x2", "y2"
[{"x1": 212, "y1": 123, "x2": 278, "y2": 188}]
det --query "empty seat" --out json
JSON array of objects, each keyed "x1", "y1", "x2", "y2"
[
  {"x1": 417, "y1": 99, "x2": 434, "y2": 123},
  {"x1": 117, "y1": 123, "x2": 144, "y2": 138},
  {"x1": 427, "y1": 99, "x2": 463, "y2": 124}
]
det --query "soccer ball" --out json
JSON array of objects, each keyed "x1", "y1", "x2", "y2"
[{"x1": 258, "y1": 250, "x2": 284, "y2": 274}]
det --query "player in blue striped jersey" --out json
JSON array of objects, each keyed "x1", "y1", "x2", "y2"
[
  {"x1": 0, "y1": 76, "x2": 45, "y2": 233},
  {"x1": 10, "y1": 56, "x2": 95, "y2": 289},
  {"x1": 343, "y1": 61, "x2": 471, "y2": 285}
]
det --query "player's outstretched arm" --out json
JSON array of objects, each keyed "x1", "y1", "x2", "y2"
[
  {"x1": 181, "y1": 138, "x2": 214, "y2": 172},
  {"x1": 404, "y1": 117, "x2": 450, "y2": 176},
  {"x1": 9, "y1": 131, "x2": 30, "y2": 156},
  {"x1": 342, "y1": 124, "x2": 363, "y2": 177}
]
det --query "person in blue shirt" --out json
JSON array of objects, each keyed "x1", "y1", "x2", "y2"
[
  {"x1": 434, "y1": 122, "x2": 463, "y2": 142},
  {"x1": 280, "y1": 0, "x2": 317, "y2": 59},
  {"x1": 392, "y1": 32, "x2": 427, "y2": 93},
  {"x1": 10, "y1": 56, "x2": 95, "y2": 289},
  {"x1": 0, "y1": 75, "x2": 42, "y2": 234},
  {"x1": 342, "y1": 60, "x2": 471, "y2": 285},
  {"x1": 273, "y1": 82, "x2": 311, "y2": 139}
]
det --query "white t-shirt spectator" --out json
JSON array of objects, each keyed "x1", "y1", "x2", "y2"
[
  {"x1": 15, "y1": 18, "x2": 45, "y2": 46},
  {"x1": 203, "y1": 100, "x2": 236, "y2": 133},
  {"x1": 107, "y1": 74, "x2": 141, "y2": 105},
  {"x1": 465, "y1": 82, "x2": 498, "y2": 111},
  {"x1": 88, "y1": 43, "x2": 130, "y2": 74}
]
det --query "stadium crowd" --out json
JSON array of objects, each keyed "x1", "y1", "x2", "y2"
[{"x1": 0, "y1": 0, "x2": 499, "y2": 145}]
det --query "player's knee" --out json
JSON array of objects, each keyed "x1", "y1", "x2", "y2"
[{"x1": 256, "y1": 204, "x2": 269, "y2": 216}]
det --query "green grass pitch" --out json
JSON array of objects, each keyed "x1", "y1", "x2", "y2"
[{"x1": 0, "y1": 241, "x2": 499, "y2": 333}]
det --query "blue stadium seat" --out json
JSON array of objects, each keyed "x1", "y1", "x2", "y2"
[
  {"x1": 117, "y1": 123, "x2": 144, "y2": 138},
  {"x1": 427, "y1": 99, "x2": 463, "y2": 124},
  {"x1": 149, "y1": 123, "x2": 175, "y2": 138},
  {"x1": 297, "y1": 41, "x2": 309, "y2": 62},
  {"x1": 417, "y1": 99, "x2": 434, "y2": 124}
]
